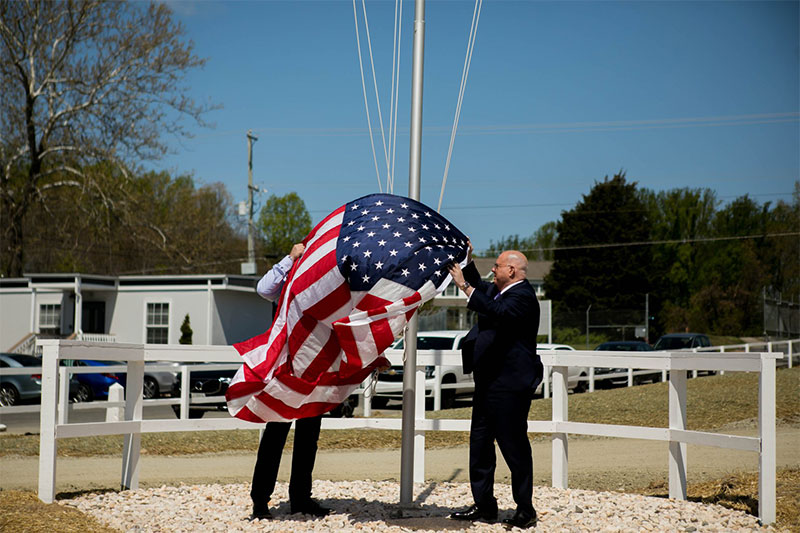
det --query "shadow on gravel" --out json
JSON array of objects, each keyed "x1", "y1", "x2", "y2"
[
  {"x1": 55, "y1": 488, "x2": 119, "y2": 500},
  {"x1": 263, "y1": 496, "x2": 518, "y2": 527}
]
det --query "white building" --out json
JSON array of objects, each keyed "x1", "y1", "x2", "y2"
[{"x1": 0, "y1": 273, "x2": 272, "y2": 353}]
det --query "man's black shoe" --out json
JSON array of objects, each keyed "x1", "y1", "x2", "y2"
[
  {"x1": 448, "y1": 504, "x2": 498, "y2": 522},
  {"x1": 502, "y1": 508, "x2": 537, "y2": 529},
  {"x1": 290, "y1": 498, "x2": 331, "y2": 517},
  {"x1": 250, "y1": 505, "x2": 273, "y2": 520}
]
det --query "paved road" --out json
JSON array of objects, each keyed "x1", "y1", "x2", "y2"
[{"x1": 0, "y1": 403, "x2": 232, "y2": 434}]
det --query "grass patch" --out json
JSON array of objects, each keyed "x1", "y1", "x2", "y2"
[
  {"x1": 0, "y1": 490, "x2": 120, "y2": 533},
  {"x1": 637, "y1": 467, "x2": 800, "y2": 532}
]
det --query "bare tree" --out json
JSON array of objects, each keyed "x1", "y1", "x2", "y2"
[{"x1": 0, "y1": 0, "x2": 215, "y2": 276}]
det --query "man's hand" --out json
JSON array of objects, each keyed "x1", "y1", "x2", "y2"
[
  {"x1": 466, "y1": 239, "x2": 474, "y2": 262},
  {"x1": 290, "y1": 243, "x2": 305, "y2": 261},
  {"x1": 447, "y1": 262, "x2": 466, "y2": 287}
]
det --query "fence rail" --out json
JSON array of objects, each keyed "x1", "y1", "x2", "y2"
[{"x1": 33, "y1": 339, "x2": 781, "y2": 524}]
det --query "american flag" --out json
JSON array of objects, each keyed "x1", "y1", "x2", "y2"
[{"x1": 226, "y1": 193, "x2": 469, "y2": 422}]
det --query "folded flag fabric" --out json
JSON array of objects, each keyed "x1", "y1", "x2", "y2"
[{"x1": 226, "y1": 193, "x2": 469, "y2": 422}]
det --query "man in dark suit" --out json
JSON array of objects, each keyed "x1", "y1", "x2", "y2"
[{"x1": 447, "y1": 246, "x2": 542, "y2": 529}]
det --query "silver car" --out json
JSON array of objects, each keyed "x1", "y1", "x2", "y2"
[{"x1": 0, "y1": 353, "x2": 44, "y2": 406}]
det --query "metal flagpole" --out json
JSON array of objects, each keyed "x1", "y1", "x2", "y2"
[{"x1": 400, "y1": 0, "x2": 425, "y2": 505}]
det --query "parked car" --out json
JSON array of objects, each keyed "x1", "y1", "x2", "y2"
[
  {"x1": 171, "y1": 363, "x2": 236, "y2": 418},
  {"x1": 141, "y1": 362, "x2": 180, "y2": 399},
  {"x1": 373, "y1": 330, "x2": 473, "y2": 409},
  {"x1": 653, "y1": 333, "x2": 715, "y2": 376},
  {"x1": 1, "y1": 353, "x2": 80, "y2": 406},
  {"x1": 169, "y1": 364, "x2": 358, "y2": 419},
  {"x1": 535, "y1": 343, "x2": 591, "y2": 394},
  {"x1": 594, "y1": 341, "x2": 660, "y2": 386},
  {"x1": 64, "y1": 360, "x2": 179, "y2": 402},
  {"x1": 63, "y1": 359, "x2": 123, "y2": 402},
  {"x1": 1, "y1": 353, "x2": 44, "y2": 406},
  {"x1": 653, "y1": 333, "x2": 712, "y2": 351}
]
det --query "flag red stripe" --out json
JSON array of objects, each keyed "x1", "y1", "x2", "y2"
[
  {"x1": 303, "y1": 281, "x2": 350, "y2": 321},
  {"x1": 369, "y1": 317, "x2": 396, "y2": 354},
  {"x1": 233, "y1": 330, "x2": 271, "y2": 356},
  {"x1": 256, "y1": 389, "x2": 340, "y2": 420}
]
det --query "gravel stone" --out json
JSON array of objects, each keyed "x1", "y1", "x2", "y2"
[{"x1": 61, "y1": 480, "x2": 781, "y2": 532}]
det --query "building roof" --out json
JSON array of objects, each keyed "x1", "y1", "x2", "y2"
[{"x1": 0, "y1": 273, "x2": 261, "y2": 291}]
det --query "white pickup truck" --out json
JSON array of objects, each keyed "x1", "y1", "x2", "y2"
[
  {"x1": 372, "y1": 330, "x2": 472, "y2": 409},
  {"x1": 372, "y1": 333, "x2": 589, "y2": 408}
]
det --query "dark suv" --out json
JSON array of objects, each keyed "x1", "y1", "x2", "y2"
[{"x1": 653, "y1": 333, "x2": 711, "y2": 351}]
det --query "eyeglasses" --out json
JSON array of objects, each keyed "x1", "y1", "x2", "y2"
[{"x1": 493, "y1": 263, "x2": 513, "y2": 270}]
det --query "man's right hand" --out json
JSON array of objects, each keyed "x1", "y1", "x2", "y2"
[{"x1": 290, "y1": 243, "x2": 305, "y2": 260}]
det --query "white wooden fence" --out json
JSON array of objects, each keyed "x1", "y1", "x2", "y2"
[{"x1": 33, "y1": 339, "x2": 781, "y2": 524}]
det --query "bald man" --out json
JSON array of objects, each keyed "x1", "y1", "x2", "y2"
[{"x1": 447, "y1": 247, "x2": 542, "y2": 529}]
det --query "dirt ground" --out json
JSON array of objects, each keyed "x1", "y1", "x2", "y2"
[{"x1": 2, "y1": 426, "x2": 797, "y2": 496}]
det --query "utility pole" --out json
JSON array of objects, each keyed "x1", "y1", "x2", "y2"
[{"x1": 241, "y1": 130, "x2": 258, "y2": 275}]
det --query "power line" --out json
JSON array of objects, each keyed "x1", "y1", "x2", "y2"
[
  {"x1": 515, "y1": 231, "x2": 799, "y2": 255},
  {"x1": 307, "y1": 190, "x2": 798, "y2": 215}
]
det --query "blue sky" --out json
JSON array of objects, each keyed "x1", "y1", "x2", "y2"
[{"x1": 155, "y1": 0, "x2": 799, "y2": 254}]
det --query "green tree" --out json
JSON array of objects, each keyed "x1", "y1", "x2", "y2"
[
  {"x1": 544, "y1": 172, "x2": 651, "y2": 329},
  {"x1": 642, "y1": 187, "x2": 718, "y2": 333},
  {"x1": 530, "y1": 221, "x2": 558, "y2": 261},
  {"x1": 763, "y1": 183, "x2": 800, "y2": 301},
  {"x1": 486, "y1": 221, "x2": 557, "y2": 260},
  {"x1": 179, "y1": 314, "x2": 193, "y2": 344},
  {"x1": 688, "y1": 196, "x2": 770, "y2": 335},
  {"x1": 0, "y1": 1, "x2": 214, "y2": 276},
  {"x1": 20, "y1": 167, "x2": 244, "y2": 275},
  {"x1": 257, "y1": 192, "x2": 312, "y2": 259}
]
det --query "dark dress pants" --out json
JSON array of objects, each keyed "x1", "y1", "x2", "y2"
[
  {"x1": 469, "y1": 388, "x2": 534, "y2": 515},
  {"x1": 250, "y1": 415, "x2": 322, "y2": 506}
]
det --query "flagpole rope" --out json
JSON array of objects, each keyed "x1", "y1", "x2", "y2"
[
  {"x1": 388, "y1": 0, "x2": 403, "y2": 194},
  {"x1": 360, "y1": 0, "x2": 393, "y2": 187},
  {"x1": 352, "y1": 0, "x2": 383, "y2": 192},
  {"x1": 438, "y1": 0, "x2": 482, "y2": 212}
]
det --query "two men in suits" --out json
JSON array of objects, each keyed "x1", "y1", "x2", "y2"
[{"x1": 447, "y1": 246, "x2": 543, "y2": 529}]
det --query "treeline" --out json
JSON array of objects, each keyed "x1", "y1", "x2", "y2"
[
  {"x1": 488, "y1": 173, "x2": 799, "y2": 338},
  {"x1": 7, "y1": 165, "x2": 247, "y2": 276}
]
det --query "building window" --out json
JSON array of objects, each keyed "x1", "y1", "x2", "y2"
[
  {"x1": 39, "y1": 304, "x2": 61, "y2": 335},
  {"x1": 442, "y1": 283, "x2": 460, "y2": 297},
  {"x1": 146, "y1": 302, "x2": 169, "y2": 344}
]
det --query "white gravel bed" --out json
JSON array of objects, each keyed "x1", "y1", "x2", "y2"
[{"x1": 62, "y1": 480, "x2": 778, "y2": 532}]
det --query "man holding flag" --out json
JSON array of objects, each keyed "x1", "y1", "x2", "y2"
[{"x1": 227, "y1": 193, "x2": 469, "y2": 519}]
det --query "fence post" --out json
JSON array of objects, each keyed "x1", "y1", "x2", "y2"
[
  {"x1": 432, "y1": 365, "x2": 441, "y2": 411},
  {"x1": 37, "y1": 341, "x2": 59, "y2": 504},
  {"x1": 414, "y1": 367, "x2": 426, "y2": 484},
  {"x1": 121, "y1": 350, "x2": 144, "y2": 491},
  {"x1": 788, "y1": 341, "x2": 794, "y2": 369},
  {"x1": 627, "y1": 368, "x2": 634, "y2": 387},
  {"x1": 106, "y1": 383, "x2": 125, "y2": 422},
  {"x1": 57, "y1": 367, "x2": 70, "y2": 425},
  {"x1": 362, "y1": 376, "x2": 373, "y2": 418},
  {"x1": 551, "y1": 365, "x2": 568, "y2": 489},
  {"x1": 543, "y1": 366, "x2": 551, "y2": 398},
  {"x1": 589, "y1": 367, "x2": 595, "y2": 392},
  {"x1": 180, "y1": 365, "x2": 190, "y2": 419},
  {"x1": 668, "y1": 365, "x2": 688, "y2": 500},
  {"x1": 758, "y1": 356, "x2": 777, "y2": 524}
]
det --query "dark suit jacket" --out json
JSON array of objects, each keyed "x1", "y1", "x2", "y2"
[{"x1": 460, "y1": 262, "x2": 543, "y2": 392}]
